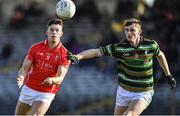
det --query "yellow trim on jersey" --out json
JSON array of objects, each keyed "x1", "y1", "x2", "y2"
[
  {"x1": 117, "y1": 64, "x2": 153, "y2": 76},
  {"x1": 119, "y1": 83, "x2": 153, "y2": 92}
]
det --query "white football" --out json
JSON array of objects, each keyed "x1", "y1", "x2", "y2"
[{"x1": 56, "y1": 0, "x2": 76, "y2": 20}]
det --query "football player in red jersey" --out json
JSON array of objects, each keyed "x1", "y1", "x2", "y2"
[{"x1": 15, "y1": 19, "x2": 70, "y2": 115}]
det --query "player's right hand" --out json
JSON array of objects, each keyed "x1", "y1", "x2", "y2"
[
  {"x1": 17, "y1": 75, "x2": 24, "y2": 88},
  {"x1": 66, "y1": 51, "x2": 78, "y2": 63},
  {"x1": 42, "y1": 77, "x2": 54, "y2": 85}
]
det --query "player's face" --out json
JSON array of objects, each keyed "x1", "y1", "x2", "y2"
[
  {"x1": 124, "y1": 24, "x2": 141, "y2": 42},
  {"x1": 46, "y1": 24, "x2": 63, "y2": 43}
]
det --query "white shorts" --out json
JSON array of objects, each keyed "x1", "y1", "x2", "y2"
[
  {"x1": 19, "y1": 85, "x2": 56, "y2": 106},
  {"x1": 116, "y1": 86, "x2": 154, "y2": 108}
]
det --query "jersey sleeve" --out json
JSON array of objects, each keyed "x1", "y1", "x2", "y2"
[
  {"x1": 99, "y1": 44, "x2": 116, "y2": 57},
  {"x1": 27, "y1": 45, "x2": 36, "y2": 61},
  {"x1": 59, "y1": 47, "x2": 70, "y2": 68},
  {"x1": 154, "y1": 41, "x2": 160, "y2": 56}
]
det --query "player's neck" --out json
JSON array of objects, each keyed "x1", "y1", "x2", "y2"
[
  {"x1": 48, "y1": 42, "x2": 59, "y2": 49},
  {"x1": 129, "y1": 37, "x2": 140, "y2": 47}
]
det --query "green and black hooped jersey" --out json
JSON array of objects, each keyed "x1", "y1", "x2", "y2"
[{"x1": 99, "y1": 37, "x2": 160, "y2": 92}]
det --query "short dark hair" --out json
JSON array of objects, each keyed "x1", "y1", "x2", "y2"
[
  {"x1": 47, "y1": 18, "x2": 63, "y2": 27},
  {"x1": 123, "y1": 18, "x2": 141, "y2": 27}
]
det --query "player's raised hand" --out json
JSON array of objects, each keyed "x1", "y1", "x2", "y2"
[
  {"x1": 42, "y1": 78, "x2": 54, "y2": 85},
  {"x1": 17, "y1": 75, "x2": 24, "y2": 88},
  {"x1": 66, "y1": 51, "x2": 78, "y2": 63},
  {"x1": 167, "y1": 75, "x2": 176, "y2": 89}
]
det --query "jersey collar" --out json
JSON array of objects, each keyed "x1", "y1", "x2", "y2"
[
  {"x1": 43, "y1": 39, "x2": 62, "y2": 50},
  {"x1": 125, "y1": 36, "x2": 144, "y2": 49}
]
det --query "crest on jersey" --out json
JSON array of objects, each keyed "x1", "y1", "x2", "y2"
[
  {"x1": 145, "y1": 51, "x2": 148, "y2": 55},
  {"x1": 135, "y1": 54, "x2": 138, "y2": 58},
  {"x1": 39, "y1": 52, "x2": 44, "y2": 56},
  {"x1": 46, "y1": 52, "x2": 52, "y2": 60},
  {"x1": 55, "y1": 55, "x2": 59, "y2": 61},
  {"x1": 46, "y1": 55, "x2": 50, "y2": 60}
]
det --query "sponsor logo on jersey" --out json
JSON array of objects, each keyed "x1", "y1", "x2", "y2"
[{"x1": 123, "y1": 53, "x2": 130, "y2": 56}]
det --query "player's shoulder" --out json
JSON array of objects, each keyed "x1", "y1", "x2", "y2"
[
  {"x1": 115, "y1": 39, "x2": 128, "y2": 47},
  {"x1": 61, "y1": 44, "x2": 67, "y2": 50},
  {"x1": 119, "y1": 39, "x2": 127, "y2": 44},
  {"x1": 59, "y1": 44, "x2": 67, "y2": 51},
  {"x1": 56, "y1": 44, "x2": 68, "y2": 57},
  {"x1": 31, "y1": 41, "x2": 44, "y2": 47},
  {"x1": 30, "y1": 41, "x2": 44, "y2": 49},
  {"x1": 143, "y1": 37, "x2": 158, "y2": 45},
  {"x1": 56, "y1": 44, "x2": 68, "y2": 54}
]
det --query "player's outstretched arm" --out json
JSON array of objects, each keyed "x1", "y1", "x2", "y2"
[
  {"x1": 67, "y1": 48, "x2": 102, "y2": 63},
  {"x1": 77, "y1": 48, "x2": 102, "y2": 60},
  {"x1": 17, "y1": 57, "x2": 32, "y2": 88},
  {"x1": 156, "y1": 51, "x2": 176, "y2": 89}
]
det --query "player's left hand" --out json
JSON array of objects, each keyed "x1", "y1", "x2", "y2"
[
  {"x1": 66, "y1": 51, "x2": 78, "y2": 63},
  {"x1": 167, "y1": 75, "x2": 176, "y2": 89},
  {"x1": 42, "y1": 78, "x2": 54, "y2": 85}
]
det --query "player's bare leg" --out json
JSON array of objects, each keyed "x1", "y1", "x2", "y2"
[
  {"x1": 28, "y1": 101, "x2": 50, "y2": 115},
  {"x1": 15, "y1": 101, "x2": 31, "y2": 115},
  {"x1": 114, "y1": 105, "x2": 127, "y2": 115},
  {"x1": 123, "y1": 99, "x2": 146, "y2": 116}
]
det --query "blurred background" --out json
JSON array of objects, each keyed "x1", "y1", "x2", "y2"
[{"x1": 0, "y1": 0, "x2": 180, "y2": 115}]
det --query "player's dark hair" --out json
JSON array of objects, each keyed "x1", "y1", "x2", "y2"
[
  {"x1": 123, "y1": 18, "x2": 141, "y2": 27},
  {"x1": 47, "y1": 18, "x2": 63, "y2": 27}
]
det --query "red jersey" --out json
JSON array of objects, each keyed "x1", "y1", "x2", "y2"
[{"x1": 25, "y1": 39, "x2": 70, "y2": 94}]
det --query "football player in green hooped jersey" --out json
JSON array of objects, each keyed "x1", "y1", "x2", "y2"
[{"x1": 67, "y1": 18, "x2": 176, "y2": 115}]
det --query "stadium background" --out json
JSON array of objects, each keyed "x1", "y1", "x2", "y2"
[{"x1": 0, "y1": 0, "x2": 179, "y2": 115}]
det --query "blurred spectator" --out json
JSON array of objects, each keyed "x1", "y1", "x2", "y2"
[
  {"x1": 0, "y1": 43, "x2": 14, "y2": 60},
  {"x1": 26, "y1": 1, "x2": 45, "y2": 17},
  {"x1": 166, "y1": 38, "x2": 179, "y2": 74},
  {"x1": 8, "y1": 5, "x2": 27, "y2": 29},
  {"x1": 64, "y1": 33, "x2": 81, "y2": 53},
  {"x1": 76, "y1": 0, "x2": 101, "y2": 25},
  {"x1": 0, "y1": 1, "x2": 2, "y2": 23},
  {"x1": 0, "y1": 43, "x2": 14, "y2": 67},
  {"x1": 114, "y1": 0, "x2": 137, "y2": 20}
]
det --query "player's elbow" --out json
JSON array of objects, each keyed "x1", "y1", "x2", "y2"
[
  {"x1": 53, "y1": 79, "x2": 62, "y2": 85},
  {"x1": 93, "y1": 49, "x2": 102, "y2": 57}
]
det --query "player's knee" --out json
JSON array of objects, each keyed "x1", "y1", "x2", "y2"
[
  {"x1": 124, "y1": 110, "x2": 139, "y2": 116},
  {"x1": 114, "y1": 109, "x2": 120, "y2": 115},
  {"x1": 29, "y1": 109, "x2": 46, "y2": 116}
]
